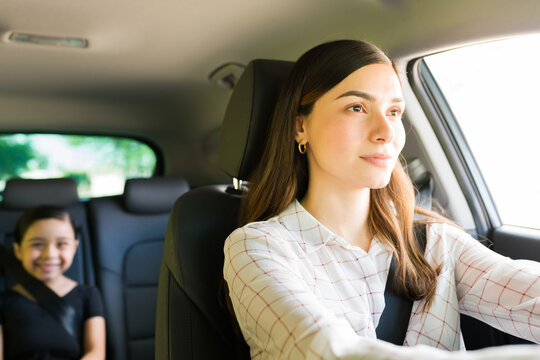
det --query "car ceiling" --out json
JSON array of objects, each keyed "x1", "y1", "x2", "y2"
[
  {"x1": 2, "y1": 0, "x2": 540, "y2": 94},
  {"x1": 1, "y1": 0, "x2": 540, "y2": 185}
]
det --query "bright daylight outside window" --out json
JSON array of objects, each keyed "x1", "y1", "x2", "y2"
[
  {"x1": 0, "y1": 134, "x2": 157, "y2": 199},
  {"x1": 424, "y1": 34, "x2": 540, "y2": 230}
]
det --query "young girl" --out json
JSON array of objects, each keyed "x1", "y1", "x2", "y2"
[
  {"x1": 0, "y1": 205, "x2": 106, "y2": 360},
  {"x1": 223, "y1": 40, "x2": 540, "y2": 359}
]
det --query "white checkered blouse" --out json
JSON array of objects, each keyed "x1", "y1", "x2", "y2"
[{"x1": 223, "y1": 200, "x2": 540, "y2": 359}]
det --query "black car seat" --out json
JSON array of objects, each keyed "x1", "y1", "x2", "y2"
[
  {"x1": 155, "y1": 59, "x2": 294, "y2": 360},
  {"x1": 88, "y1": 177, "x2": 189, "y2": 360},
  {"x1": 0, "y1": 178, "x2": 95, "y2": 291}
]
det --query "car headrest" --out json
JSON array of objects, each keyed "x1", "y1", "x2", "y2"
[
  {"x1": 123, "y1": 177, "x2": 190, "y2": 214},
  {"x1": 2, "y1": 178, "x2": 79, "y2": 210},
  {"x1": 219, "y1": 59, "x2": 295, "y2": 180}
]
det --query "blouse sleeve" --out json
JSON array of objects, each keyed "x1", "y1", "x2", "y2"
[
  {"x1": 224, "y1": 226, "x2": 540, "y2": 360},
  {"x1": 454, "y1": 228, "x2": 540, "y2": 344}
]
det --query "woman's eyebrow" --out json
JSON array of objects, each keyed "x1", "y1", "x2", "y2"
[{"x1": 335, "y1": 90, "x2": 404, "y2": 103}]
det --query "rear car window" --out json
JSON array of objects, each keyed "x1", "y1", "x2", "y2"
[
  {"x1": 0, "y1": 134, "x2": 157, "y2": 199},
  {"x1": 423, "y1": 34, "x2": 540, "y2": 230}
]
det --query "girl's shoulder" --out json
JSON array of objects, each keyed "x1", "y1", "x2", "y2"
[
  {"x1": 7, "y1": 284, "x2": 36, "y2": 302},
  {"x1": 69, "y1": 283, "x2": 105, "y2": 319},
  {"x1": 72, "y1": 283, "x2": 103, "y2": 299},
  {"x1": 1, "y1": 287, "x2": 31, "y2": 319}
]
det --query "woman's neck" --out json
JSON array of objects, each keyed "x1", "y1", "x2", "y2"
[{"x1": 301, "y1": 183, "x2": 372, "y2": 251}]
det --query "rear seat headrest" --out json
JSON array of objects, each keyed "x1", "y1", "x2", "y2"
[
  {"x1": 123, "y1": 177, "x2": 189, "y2": 214},
  {"x1": 219, "y1": 59, "x2": 294, "y2": 180},
  {"x1": 2, "y1": 178, "x2": 79, "y2": 210}
]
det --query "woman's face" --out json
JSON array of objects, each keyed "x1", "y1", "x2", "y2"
[
  {"x1": 296, "y1": 63, "x2": 405, "y2": 191},
  {"x1": 13, "y1": 217, "x2": 79, "y2": 284}
]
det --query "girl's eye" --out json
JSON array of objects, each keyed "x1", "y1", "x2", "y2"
[
  {"x1": 31, "y1": 243, "x2": 44, "y2": 249},
  {"x1": 388, "y1": 108, "x2": 402, "y2": 117},
  {"x1": 347, "y1": 104, "x2": 365, "y2": 113}
]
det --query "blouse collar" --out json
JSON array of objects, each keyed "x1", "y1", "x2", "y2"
[{"x1": 277, "y1": 199, "x2": 390, "y2": 257}]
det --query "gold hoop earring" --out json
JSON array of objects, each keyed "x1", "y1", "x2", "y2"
[{"x1": 298, "y1": 142, "x2": 307, "y2": 154}]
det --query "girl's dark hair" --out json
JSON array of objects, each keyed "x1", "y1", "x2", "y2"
[
  {"x1": 240, "y1": 39, "x2": 448, "y2": 311},
  {"x1": 14, "y1": 205, "x2": 76, "y2": 244}
]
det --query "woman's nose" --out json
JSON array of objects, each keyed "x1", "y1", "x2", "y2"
[{"x1": 370, "y1": 110, "x2": 394, "y2": 143}]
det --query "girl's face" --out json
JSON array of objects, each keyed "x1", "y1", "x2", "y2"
[
  {"x1": 296, "y1": 63, "x2": 405, "y2": 191},
  {"x1": 13, "y1": 217, "x2": 79, "y2": 285}
]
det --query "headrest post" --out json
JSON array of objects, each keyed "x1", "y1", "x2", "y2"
[{"x1": 232, "y1": 178, "x2": 244, "y2": 191}]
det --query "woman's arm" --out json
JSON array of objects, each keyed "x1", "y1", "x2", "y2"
[
  {"x1": 224, "y1": 226, "x2": 539, "y2": 360},
  {"x1": 453, "y1": 226, "x2": 540, "y2": 343},
  {"x1": 80, "y1": 316, "x2": 106, "y2": 360}
]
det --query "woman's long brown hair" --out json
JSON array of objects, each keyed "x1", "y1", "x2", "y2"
[{"x1": 239, "y1": 40, "x2": 448, "y2": 310}]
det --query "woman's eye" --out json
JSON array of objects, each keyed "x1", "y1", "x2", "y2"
[
  {"x1": 388, "y1": 108, "x2": 402, "y2": 117},
  {"x1": 347, "y1": 104, "x2": 364, "y2": 113}
]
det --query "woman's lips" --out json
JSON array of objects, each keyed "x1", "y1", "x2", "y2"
[{"x1": 360, "y1": 154, "x2": 393, "y2": 167}]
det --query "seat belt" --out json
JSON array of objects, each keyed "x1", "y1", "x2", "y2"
[
  {"x1": 0, "y1": 245, "x2": 80, "y2": 347},
  {"x1": 375, "y1": 224, "x2": 427, "y2": 345}
]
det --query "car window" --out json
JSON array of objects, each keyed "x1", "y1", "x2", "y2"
[
  {"x1": 0, "y1": 133, "x2": 157, "y2": 199},
  {"x1": 423, "y1": 35, "x2": 540, "y2": 230}
]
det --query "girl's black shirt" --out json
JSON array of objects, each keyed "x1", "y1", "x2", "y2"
[{"x1": 0, "y1": 284, "x2": 105, "y2": 360}]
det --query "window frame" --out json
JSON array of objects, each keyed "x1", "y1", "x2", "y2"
[
  {"x1": 408, "y1": 50, "x2": 540, "y2": 349},
  {"x1": 407, "y1": 58, "x2": 500, "y2": 237}
]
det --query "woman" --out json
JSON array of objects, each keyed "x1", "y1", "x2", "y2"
[{"x1": 223, "y1": 40, "x2": 540, "y2": 359}]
